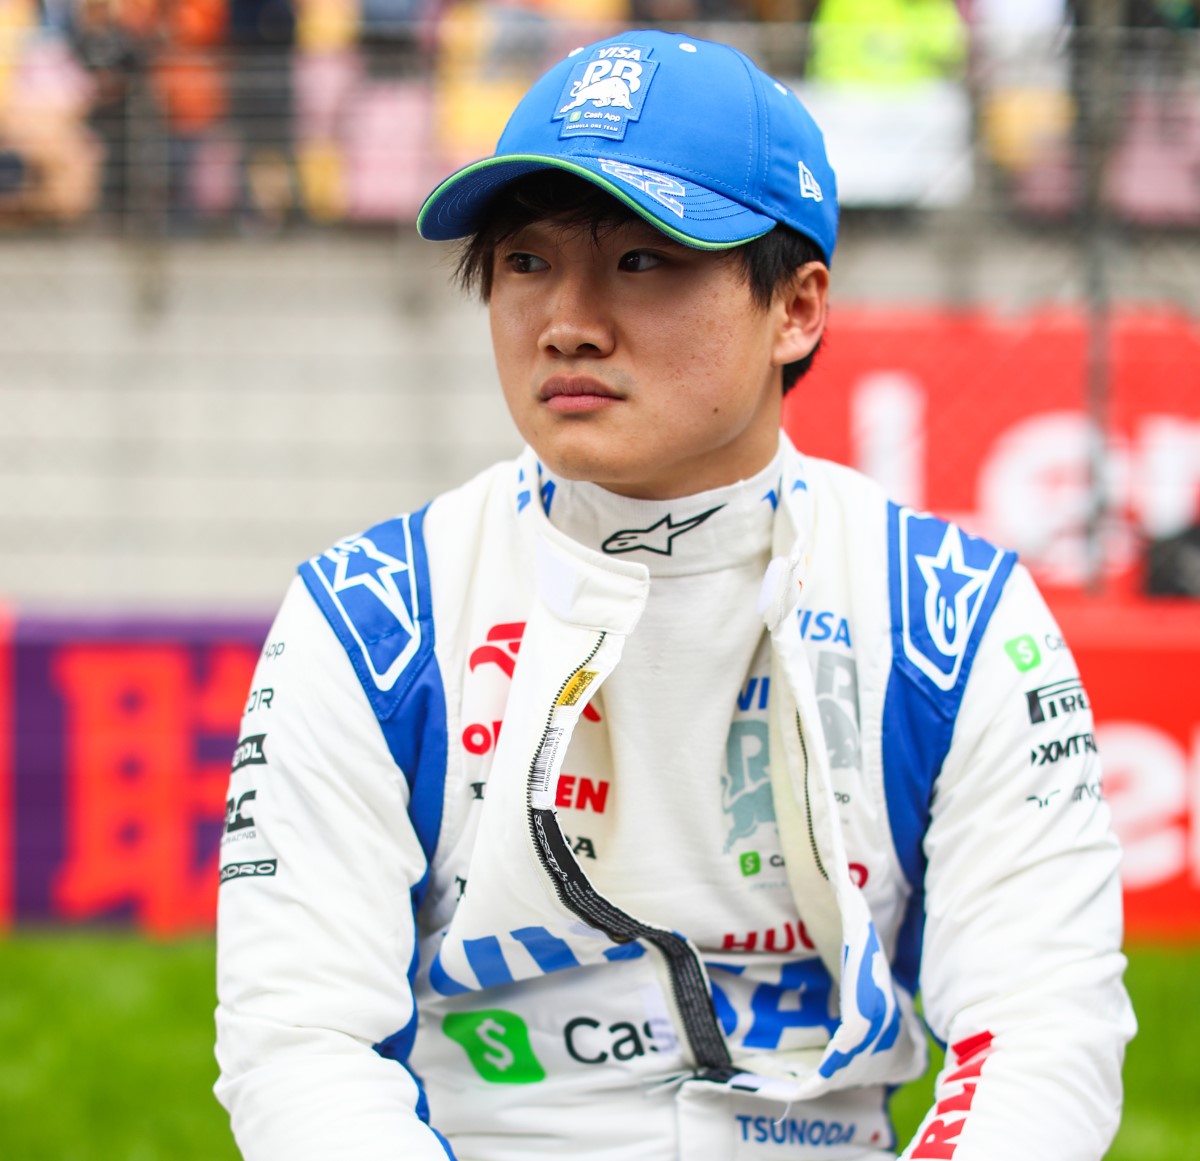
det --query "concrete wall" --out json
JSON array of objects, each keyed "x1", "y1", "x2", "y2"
[{"x1": 1, "y1": 232, "x2": 512, "y2": 612}]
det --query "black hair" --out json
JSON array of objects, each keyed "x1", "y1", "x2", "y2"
[{"x1": 455, "y1": 170, "x2": 825, "y2": 393}]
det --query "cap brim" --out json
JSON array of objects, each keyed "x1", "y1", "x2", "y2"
[{"x1": 417, "y1": 155, "x2": 777, "y2": 250}]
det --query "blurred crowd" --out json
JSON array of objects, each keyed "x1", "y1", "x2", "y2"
[{"x1": 0, "y1": 0, "x2": 1196, "y2": 230}]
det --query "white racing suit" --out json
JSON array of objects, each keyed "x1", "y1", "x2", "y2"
[{"x1": 215, "y1": 438, "x2": 1134, "y2": 1161}]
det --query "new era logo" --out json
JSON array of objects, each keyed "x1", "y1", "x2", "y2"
[{"x1": 798, "y1": 161, "x2": 823, "y2": 202}]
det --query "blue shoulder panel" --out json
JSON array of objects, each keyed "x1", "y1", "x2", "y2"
[
  {"x1": 300, "y1": 506, "x2": 449, "y2": 880},
  {"x1": 301, "y1": 511, "x2": 431, "y2": 711},
  {"x1": 880, "y1": 504, "x2": 1016, "y2": 991},
  {"x1": 308, "y1": 508, "x2": 451, "y2": 1115}
]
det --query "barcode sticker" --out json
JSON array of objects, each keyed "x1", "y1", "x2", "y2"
[
  {"x1": 529, "y1": 727, "x2": 566, "y2": 809},
  {"x1": 557, "y1": 669, "x2": 598, "y2": 707}
]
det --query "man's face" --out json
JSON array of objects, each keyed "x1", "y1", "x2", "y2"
[{"x1": 488, "y1": 216, "x2": 820, "y2": 500}]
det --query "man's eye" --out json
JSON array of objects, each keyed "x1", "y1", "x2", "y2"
[
  {"x1": 505, "y1": 252, "x2": 548, "y2": 273},
  {"x1": 618, "y1": 250, "x2": 664, "y2": 273}
]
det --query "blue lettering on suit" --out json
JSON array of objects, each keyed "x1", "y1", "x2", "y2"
[
  {"x1": 708, "y1": 959, "x2": 838, "y2": 1048},
  {"x1": 430, "y1": 926, "x2": 646, "y2": 995}
]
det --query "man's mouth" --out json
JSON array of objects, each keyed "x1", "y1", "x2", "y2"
[{"x1": 539, "y1": 377, "x2": 624, "y2": 412}]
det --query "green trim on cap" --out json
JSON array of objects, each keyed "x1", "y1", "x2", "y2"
[{"x1": 417, "y1": 154, "x2": 772, "y2": 251}]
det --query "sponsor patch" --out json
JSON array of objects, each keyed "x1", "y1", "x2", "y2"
[
  {"x1": 443, "y1": 1010, "x2": 546, "y2": 1084},
  {"x1": 554, "y1": 775, "x2": 609, "y2": 813},
  {"x1": 798, "y1": 609, "x2": 853, "y2": 648},
  {"x1": 244, "y1": 686, "x2": 274, "y2": 713},
  {"x1": 816, "y1": 653, "x2": 860, "y2": 770},
  {"x1": 1003, "y1": 634, "x2": 1041, "y2": 672},
  {"x1": 563, "y1": 1014, "x2": 676, "y2": 1064},
  {"x1": 224, "y1": 789, "x2": 257, "y2": 835},
  {"x1": 304, "y1": 520, "x2": 424, "y2": 694},
  {"x1": 1026, "y1": 677, "x2": 1090, "y2": 725},
  {"x1": 219, "y1": 859, "x2": 277, "y2": 883},
  {"x1": 909, "y1": 1031, "x2": 994, "y2": 1159},
  {"x1": 553, "y1": 43, "x2": 659, "y2": 141},
  {"x1": 894, "y1": 509, "x2": 1010, "y2": 692},
  {"x1": 1030, "y1": 731, "x2": 1097, "y2": 767},
  {"x1": 602, "y1": 506, "x2": 722, "y2": 555},
  {"x1": 231, "y1": 734, "x2": 267, "y2": 773},
  {"x1": 722, "y1": 720, "x2": 773, "y2": 851}
]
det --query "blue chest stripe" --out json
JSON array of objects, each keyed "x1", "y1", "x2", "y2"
[
  {"x1": 302, "y1": 506, "x2": 453, "y2": 1106},
  {"x1": 881, "y1": 503, "x2": 1016, "y2": 993}
]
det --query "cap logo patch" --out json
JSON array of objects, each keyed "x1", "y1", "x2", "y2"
[
  {"x1": 798, "y1": 161, "x2": 823, "y2": 202},
  {"x1": 598, "y1": 159, "x2": 685, "y2": 218},
  {"x1": 554, "y1": 44, "x2": 658, "y2": 142}
]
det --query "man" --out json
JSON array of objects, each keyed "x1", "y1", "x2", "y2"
[{"x1": 214, "y1": 29, "x2": 1134, "y2": 1161}]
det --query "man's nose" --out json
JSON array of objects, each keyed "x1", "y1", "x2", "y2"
[{"x1": 538, "y1": 273, "x2": 615, "y2": 358}]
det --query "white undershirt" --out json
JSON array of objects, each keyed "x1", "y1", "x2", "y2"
[{"x1": 539, "y1": 450, "x2": 798, "y2": 954}]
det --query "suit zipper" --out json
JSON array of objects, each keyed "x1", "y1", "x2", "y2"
[
  {"x1": 795, "y1": 711, "x2": 829, "y2": 882},
  {"x1": 526, "y1": 634, "x2": 733, "y2": 1074}
]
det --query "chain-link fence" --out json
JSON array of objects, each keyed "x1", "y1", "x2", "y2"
[
  {"x1": 0, "y1": 13, "x2": 1197, "y2": 607},
  {"x1": 6, "y1": 17, "x2": 1199, "y2": 241}
]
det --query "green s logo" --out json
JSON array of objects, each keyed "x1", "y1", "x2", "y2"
[
  {"x1": 443, "y1": 1010, "x2": 546, "y2": 1084},
  {"x1": 1004, "y1": 634, "x2": 1041, "y2": 673}
]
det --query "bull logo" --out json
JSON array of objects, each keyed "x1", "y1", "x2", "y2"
[
  {"x1": 722, "y1": 721, "x2": 774, "y2": 851},
  {"x1": 560, "y1": 74, "x2": 635, "y2": 113},
  {"x1": 816, "y1": 653, "x2": 861, "y2": 770},
  {"x1": 553, "y1": 46, "x2": 658, "y2": 140}
]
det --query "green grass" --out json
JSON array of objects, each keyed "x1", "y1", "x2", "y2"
[
  {"x1": 0, "y1": 932, "x2": 239, "y2": 1161},
  {"x1": 0, "y1": 935, "x2": 1192, "y2": 1159}
]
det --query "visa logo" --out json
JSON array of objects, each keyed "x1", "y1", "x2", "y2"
[
  {"x1": 597, "y1": 46, "x2": 644, "y2": 59},
  {"x1": 798, "y1": 609, "x2": 852, "y2": 648}
]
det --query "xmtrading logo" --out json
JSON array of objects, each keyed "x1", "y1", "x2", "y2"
[{"x1": 442, "y1": 1010, "x2": 546, "y2": 1084}]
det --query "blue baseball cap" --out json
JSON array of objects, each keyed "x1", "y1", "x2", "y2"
[{"x1": 417, "y1": 29, "x2": 838, "y2": 263}]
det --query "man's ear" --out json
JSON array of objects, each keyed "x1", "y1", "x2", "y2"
[{"x1": 772, "y1": 261, "x2": 829, "y2": 367}]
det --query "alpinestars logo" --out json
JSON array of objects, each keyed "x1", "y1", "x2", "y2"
[{"x1": 601, "y1": 506, "x2": 723, "y2": 555}]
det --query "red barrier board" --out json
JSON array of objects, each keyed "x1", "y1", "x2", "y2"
[
  {"x1": 1052, "y1": 598, "x2": 1200, "y2": 940},
  {"x1": 7, "y1": 619, "x2": 262, "y2": 936},
  {"x1": 784, "y1": 308, "x2": 1200, "y2": 594},
  {"x1": 0, "y1": 605, "x2": 1196, "y2": 939},
  {"x1": 0, "y1": 605, "x2": 12, "y2": 932}
]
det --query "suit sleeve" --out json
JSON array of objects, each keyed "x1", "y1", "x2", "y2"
[
  {"x1": 214, "y1": 576, "x2": 452, "y2": 1161},
  {"x1": 899, "y1": 564, "x2": 1136, "y2": 1161}
]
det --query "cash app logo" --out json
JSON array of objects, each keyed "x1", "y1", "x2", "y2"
[
  {"x1": 442, "y1": 1009, "x2": 546, "y2": 1084},
  {"x1": 1004, "y1": 634, "x2": 1041, "y2": 673}
]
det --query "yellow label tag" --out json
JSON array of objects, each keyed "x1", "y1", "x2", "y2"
[{"x1": 557, "y1": 669, "x2": 598, "y2": 707}]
